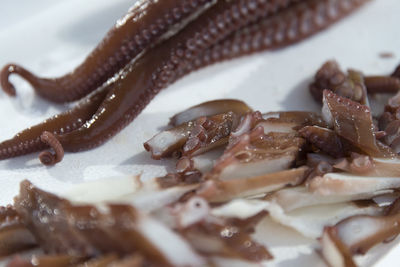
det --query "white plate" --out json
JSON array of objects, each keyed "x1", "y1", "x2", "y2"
[{"x1": 0, "y1": 0, "x2": 399, "y2": 266}]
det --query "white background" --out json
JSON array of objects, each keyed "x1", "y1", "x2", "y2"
[{"x1": 0, "y1": 0, "x2": 399, "y2": 266}]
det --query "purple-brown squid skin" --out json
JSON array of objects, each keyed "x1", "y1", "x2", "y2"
[
  {"x1": 0, "y1": 0, "x2": 214, "y2": 103},
  {"x1": 0, "y1": 0, "x2": 368, "y2": 163},
  {"x1": 299, "y1": 125, "x2": 346, "y2": 158},
  {"x1": 322, "y1": 90, "x2": 395, "y2": 158}
]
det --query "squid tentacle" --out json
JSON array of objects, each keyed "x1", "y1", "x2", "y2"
[
  {"x1": 0, "y1": 0, "x2": 369, "y2": 164},
  {"x1": 0, "y1": 0, "x2": 213, "y2": 103},
  {"x1": 187, "y1": 0, "x2": 368, "y2": 74},
  {"x1": 0, "y1": 86, "x2": 109, "y2": 160},
  {"x1": 54, "y1": 0, "x2": 300, "y2": 152},
  {"x1": 39, "y1": 131, "x2": 64, "y2": 166}
]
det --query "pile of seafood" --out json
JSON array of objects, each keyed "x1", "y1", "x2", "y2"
[
  {"x1": 1, "y1": 0, "x2": 400, "y2": 266},
  {"x1": 1, "y1": 60, "x2": 400, "y2": 267},
  {"x1": 0, "y1": 0, "x2": 369, "y2": 165}
]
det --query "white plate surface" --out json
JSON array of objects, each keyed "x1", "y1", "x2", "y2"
[{"x1": 0, "y1": 0, "x2": 399, "y2": 266}]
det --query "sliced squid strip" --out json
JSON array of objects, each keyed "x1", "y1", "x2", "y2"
[
  {"x1": 0, "y1": 206, "x2": 37, "y2": 257},
  {"x1": 255, "y1": 121, "x2": 298, "y2": 134},
  {"x1": 267, "y1": 186, "x2": 392, "y2": 212},
  {"x1": 198, "y1": 167, "x2": 308, "y2": 203},
  {"x1": 212, "y1": 199, "x2": 382, "y2": 239},
  {"x1": 145, "y1": 112, "x2": 239, "y2": 160},
  {"x1": 169, "y1": 99, "x2": 252, "y2": 126},
  {"x1": 144, "y1": 122, "x2": 194, "y2": 160},
  {"x1": 14, "y1": 181, "x2": 205, "y2": 266},
  {"x1": 262, "y1": 111, "x2": 328, "y2": 128},
  {"x1": 62, "y1": 176, "x2": 199, "y2": 212},
  {"x1": 332, "y1": 213, "x2": 400, "y2": 255},
  {"x1": 182, "y1": 221, "x2": 272, "y2": 262},
  {"x1": 217, "y1": 153, "x2": 297, "y2": 181},
  {"x1": 172, "y1": 197, "x2": 214, "y2": 229},
  {"x1": 322, "y1": 90, "x2": 394, "y2": 158},
  {"x1": 210, "y1": 257, "x2": 263, "y2": 267},
  {"x1": 308, "y1": 173, "x2": 400, "y2": 196},
  {"x1": 212, "y1": 199, "x2": 271, "y2": 220},
  {"x1": 189, "y1": 147, "x2": 225, "y2": 173},
  {"x1": 321, "y1": 209, "x2": 400, "y2": 267},
  {"x1": 135, "y1": 213, "x2": 206, "y2": 266},
  {"x1": 230, "y1": 112, "x2": 264, "y2": 139},
  {"x1": 366, "y1": 158, "x2": 400, "y2": 177},
  {"x1": 320, "y1": 227, "x2": 357, "y2": 267},
  {"x1": 268, "y1": 203, "x2": 382, "y2": 239}
]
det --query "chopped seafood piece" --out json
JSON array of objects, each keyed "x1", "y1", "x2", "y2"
[
  {"x1": 267, "y1": 183, "x2": 393, "y2": 212},
  {"x1": 212, "y1": 199, "x2": 382, "y2": 239},
  {"x1": 322, "y1": 90, "x2": 394, "y2": 158},
  {"x1": 321, "y1": 198, "x2": 400, "y2": 266},
  {"x1": 145, "y1": 112, "x2": 239, "y2": 159},
  {"x1": 62, "y1": 176, "x2": 198, "y2": 212},
  {"x1": 13, "y1": 181, "x2": 205, "y2": 266},
  {"x1": 209, "y1": 127, "x2": 305, "y2": 180},
  {"x1": 198, "y1": 167, "x2": 307, "y2": 202},
  {"x1": 170, "y1": 99, "x2": 252, "y2": 126}
]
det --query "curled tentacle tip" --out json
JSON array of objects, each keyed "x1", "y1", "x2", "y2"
[
  {"x1": 39, "y1": 151, "x2": 58, "y2": 166},
  {"x1": 39, "y1": 131, "x2": 64, "y2": 166},
  {"x1": 0, "y1": 64, "x2": 18, "y2": 96}
]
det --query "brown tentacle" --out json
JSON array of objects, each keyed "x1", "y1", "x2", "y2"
[
  {"x1": 39, "y1": 131, "x2": 64, "y2": 165},
  {"x1": 0, "y1": 0, "x2": 213, "y2": 103},
  {"x1": 364, "y1": 76, "x2": 400, "y2": 94},
  {"x1": 392, "y1": 64, "x2": 400, "y2": 78},
  {"x1": 185, "y1": 0, "x2": 368, "y2": 75},
  {"x1": 0, "y1": 86, "x2": 109, "y2": 161},
  {"x1": 0, "y1": 64, "x2": 38, "y2": 96}
]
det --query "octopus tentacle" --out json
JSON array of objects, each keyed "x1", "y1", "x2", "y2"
[
  {"x1": 53, "y1": 0, "x2": 301, "y2": 152},
  {"x1": 186, "y1": 0, "x2": 368, "y2": 74},
  {"x1": 0, "y1": 0, "x2": 213, "y2": 103},
  {"x1": 39, "y1": 132, "x2": 64, "y2": 166},
  {"x1": 0, "y1": 86, "x2": 109, "y2": 160}
]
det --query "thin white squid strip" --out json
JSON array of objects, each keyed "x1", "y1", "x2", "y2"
[
  {"x1": 218, "y1": 154, "x2": 296, "y2": 181},
  {"x1": 268, "y1": 186, "x2": 392, "y2": 212},
  {"x1": 212, "y1": 199, "x2": 382, "y2": 239},
  {"x1": 191, "y1": 147, "x2": 225, "y2": 173},
  {"x1": 367, "y1": 158, "x2": 400, "y2": 177},
  {"x1": 62, "y1": 176, "x2": 198, "y2": 212},
  {"x1": 256, "y1": 121, "x2": 298, "y2": 134},
  {"x1": 308, "y1": 173, "x2": 400, "y2": 195},
  {"x1": 199, "y1": 167, "x2": 307, "y2": 202},
  {"x1": 137, "y1": 214, "x2": 206, "y2": 266}
]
